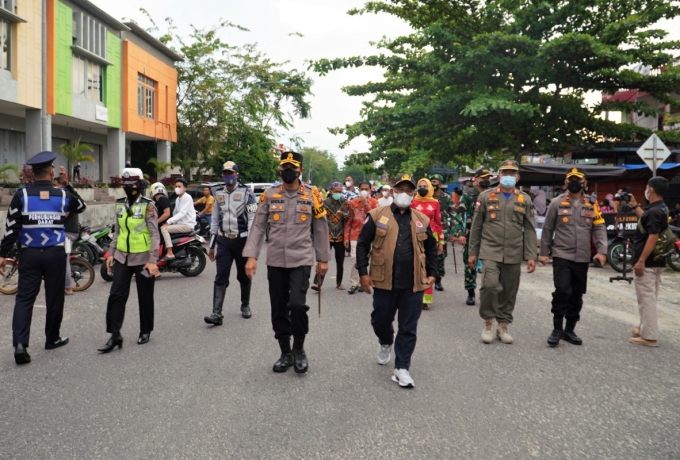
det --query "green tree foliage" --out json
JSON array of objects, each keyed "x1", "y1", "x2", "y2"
[
  {"x1": 59, "y1": 138, "x2": 94, "y2": 179},
  {"x1": 311, "y1": 0, "x2": 680, "y2": 169},
  {"x1": 299, "y1": 147, "x2": 341, "y2": 189}
]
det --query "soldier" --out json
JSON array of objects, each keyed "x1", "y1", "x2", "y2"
[
  {"x1": 243, "y1": 151, "x2": 330, "y2": 374},
  {"x1": 539, "y1": 167, "x2": 607, "y2": 347},
  {"x1": 0, "y1": 151, "x2": 86, "y2": 364},
  {"x1": 468, "y1": 160, "x2": 537, "y2": 344},
  {"x1": 430, "y1": 174, "x2": 454, "y2": 291},
  {"x1": 451, "y1": 168, "x2": 492, "y2": 305},
  {"x1": 205, "y1": 161, "x2": 257, "y2": 325}
]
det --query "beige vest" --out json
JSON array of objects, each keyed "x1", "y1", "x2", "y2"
[{"x1": 368, "y1": 206, "x2": 431, "y2": 292}]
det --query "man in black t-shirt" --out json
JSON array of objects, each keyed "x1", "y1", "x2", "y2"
[
  {"x1": 150, "y1": 183, "x2": 172, "y2": 227},
  {"x1": 623, "y1": 177, "x2": 670, "y2": 347}
]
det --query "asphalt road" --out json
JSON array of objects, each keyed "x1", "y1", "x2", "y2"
[{"x1": 1, "y1": 245, "x2": 679, "y2": 459}]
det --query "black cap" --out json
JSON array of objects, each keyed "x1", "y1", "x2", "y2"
[
  {"x1": 280, "y1": 151, "x2": 303, "y2": 167},
  {"x1": 392, "y1": 174, "x2": 416, "y2": 188},
  {"x1": 474, "y1": 168, "x2": 492, "y2": 178},
  {"x1": 26, "y1": 151, "x2": 57, "y2": 169},
  {"x1": 499, "y1": 160, "x2": 519, "y2": 171}
]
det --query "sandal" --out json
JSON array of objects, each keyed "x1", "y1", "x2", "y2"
[
  {"x1": 336, "y1": 284, "x2": 345, "y2": 290},
  {"x1": 65, "y1": 289, "x2": 74, "y2": 295}
]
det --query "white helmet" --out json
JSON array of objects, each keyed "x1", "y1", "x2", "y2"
[{"x1": 150, "y1": 182, "x2": 167, "y2": 197}]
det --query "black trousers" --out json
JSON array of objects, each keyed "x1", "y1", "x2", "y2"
[
  {"x1": 315, "y1": 241, "x2": 345, "y2": 288},
  {"x1": 12, "y1": 246, "x2": 66, "y2": 347},
  {"x1": 105, "y1": 260, "x2": 155, "y2": 334},
  {"x1": 551, "y1": 257, "x2": 589, "y2": 323},
  {"x1": 267, "y1": 266, "x2": 311, "y2": 345},
  {"x1": 214, "y1": 236, "x2": 250, "y2": 290}
]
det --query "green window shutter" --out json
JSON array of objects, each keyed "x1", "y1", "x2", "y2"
[
  {"x1": 55, "y1": 1, "x2": 72, "y2": 116},
  {"x1": 105, "y1": 32, "x2": 121, "y2": 128}
]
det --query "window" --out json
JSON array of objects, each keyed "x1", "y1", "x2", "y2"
[
  {"x1": 72, "y1": 55, "x2": 102, "y2": 102},
  {"x1": 137, "y1": 74, "x2": 156, "y2": 119},
  {"x1": 0, "y1": 19, "x2": 9, "y2": 71},
  {"x1": 72, "y1": 12, "x2": 106, "y2": 59}
]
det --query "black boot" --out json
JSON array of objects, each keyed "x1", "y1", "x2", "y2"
[
  {"x1": 205, "y1": 284, "x2": 226, "y2": 325},
  {"x1": 548, "y1": 317, "x2": 563, "y2": 347},
  {"x1": 240, "y1": 283, "x2": 252, "y2": 319},
  {"x1": 98, "y1": 333, "x2": 123, "y2": 353},
  {"x1": 466, "y1": 289, "x2": 475, "y2": 305},
  {"x1": 435, "y1": 277, "x2": 444, "y2": 291},
  {"x1": 293, "y1": 348, "x2": 308, "y2": 374},
  {"x1": 273, "y1": 340, "x2": 293, "y2": 373},
  {"x1": 14, "y1": 344, "x2": 31, "y2": 365},
  {"x1": 563, "y1": 320, "x2": 582, "y2": 345}
]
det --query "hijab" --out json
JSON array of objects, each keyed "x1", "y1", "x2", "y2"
[{"x1": 414, "y1": 178, "x2": 438, "y2": 203}]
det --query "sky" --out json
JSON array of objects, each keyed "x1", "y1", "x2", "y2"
[{"x1": 93, "y1": 1, "x2": 680, "y2": 166}]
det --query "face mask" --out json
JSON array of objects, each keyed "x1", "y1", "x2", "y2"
[
  {"x1": 567, "y1": 181, "x2": 584, "y2": 193},
  {"x1": 123, "y1": 185, "x2": 138, "y2": 202},
  {"x1": 175, "y1": 187, "x2": 183, "y2": 196},
  {"x1": 382, "y1": 191, "x2": 389, "y2": 197},
  {"x1": 432, "y1": 185, "x2": 439, "y2": 191},
  {"x1": 393, "y1": 192, "x2": 413, "y2": 208},
  {"x1": 499, "y1": 176, "x2": 517, "y2": 188},
  {"x1": 479, "y1": 180, "x2": 491, "y2": 189},
  {"x1": 360, "y1": 190, "x2": 369, "y2": 198},
  {"x1": 644, "y1": 188, "x2": 651, "y2": 201},
  {"x1": 280, "y1": 169, "x2": 299, "y2": 184},
  {"x1": 223, "y1": 175, "x2": 237, "y2": 186},
  {"x1": 417, "y1": 187, "x2": 428, "y2": 197},
  {"x1": 345, "y1": 181, "x2": 352, "y2": 188},
  {"x1": 332, "y1": 193, "x2": 343, "y2": 201}
]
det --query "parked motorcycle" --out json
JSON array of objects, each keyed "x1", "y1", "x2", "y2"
[
  {"x1": 666, "y1": 225, "x2": 680, "y2": 272},
  {"x1": 100, "y1": 231, "x2": 207, "y2": 281},
  {"x1": 75, "y1": 224, "x2": 115, "y2": 265},
  {"x1": 607, "y1": 236, "x2": 634, "y2": 274},
  {"x1": 195, "y1": 215, "x2": 210, "y2": 239}
]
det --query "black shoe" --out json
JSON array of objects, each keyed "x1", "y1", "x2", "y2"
[
  {"x1": 98, "y1": 335, "x2": 123, "y2": 353},
  {"x1": 204, "y1": 313, "x2": 223, "y2": 326},
  {"x1": 562, "y1": 330, "x2": 582, "y2": 345},
  {"x1": 293, "y1": 349, "x2": 308, "y2": 374},
  {"x1": 348, "y1": 285, "x2": 359, "y2": 295},
  {"x1": 45, "y1": 337, "x2": 69, "y2": 350},
  {"x1": 273, "y1": 353, "x2": 294, "y2": 373},
  {"x1": 310, "y1": 284, "x2": 319, "y2": 292},
  {"x1": 14, "y1": 344, "x2": 31, "y2": 365},
  {"x1": 435, "y1": 281, "x2": 444, "y2": 291},
  {"x1": 465, "y1": 289, "x2": 475, "y2": 306},
  {"x1": 241, "y1": 305, "x2": 252, "y2": 319},
  {"x1": 547, "y1": 329, "x2": 562, "y2": 347},
  {"x1": 138, "y1": 333, "x2": 150, "y2": 345}
]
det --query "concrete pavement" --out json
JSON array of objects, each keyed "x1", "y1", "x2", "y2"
[{"x1": 1, "y1": 245, "x2": 679, "y2": 459}]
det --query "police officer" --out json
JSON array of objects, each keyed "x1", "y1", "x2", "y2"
[
  {"x1": 0, "y1": 151, "x2": 86, "y2": 364},
  {"x1": 98, "y1": 168, "x2": 160, "y2": 353},
  {"x1": 468, "y1": 160, "x2": 537, "y2": 345},
  {"x1": 355, "y1": 174, "x2": 438, "y2": 388},
  {"x1": 243, "y1": 151, "x2": 330, "y2": 374},
  {"x1": 451, "y1": 168, "x2": 492, "y2": 305},
  {"x1": 430, "y1": 174, "x2": 454, "y2": 291},
  {"x1": 205, "y1": 161, "x2": 257, "y2": 325},
  {"x1": 539, "y1": 168, "x2": 607, "y2": 347}
]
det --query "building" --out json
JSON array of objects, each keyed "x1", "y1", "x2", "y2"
[{"x1": 0, "y1": 0, "x2": 180, "y2": 182}]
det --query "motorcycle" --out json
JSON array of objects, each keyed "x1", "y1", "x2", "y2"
[
  {"x1": 666, "y1": 225, "x2": 680, "y2": 272},
  {"x1": 100, "y1": 231, "x2": 207, "y2": 281},
  {"x1": 607, "y1": 236, "x2": 634, "y2": 274},
  {"x1": 75, "y1": 223, "x2": 115, "y2": 265},
  {"x1": 195, "y1": 215, "x2": 210, "y2": 239}
]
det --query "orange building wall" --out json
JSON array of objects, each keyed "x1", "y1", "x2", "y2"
[{"x1": 122, "y1": 40, "x2": 177, "y2": 142}]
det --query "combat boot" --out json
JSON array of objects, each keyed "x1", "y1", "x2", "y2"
[
  {"x1": 562, "y1": 320, "x2": 582, "y2": 345},
  {"x1": 240, "y1": 282, "x2": 252, "y2": 319},
  {"x1": 481, "y1": 318, "x2": 494, "y2": 344},
  {"x1": 548, "y1": 316, "x2": 563, "y2": 347},
  {"x1": 496, "y1": 322, "x2": 514, "y2": 344},
  {"x1": 204, "y1": 284, "x2": 226, "y2": 326},
  {"x1": 466, "y1": 289, "x2": 476, "y2": 306}
]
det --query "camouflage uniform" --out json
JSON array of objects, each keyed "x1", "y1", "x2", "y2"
[
  {"x1": 435, "y1": 190, "x2": 455, "y2": 278},
  {"x1": 452, "y1": 192, "x2": 478, "y2": 290}
]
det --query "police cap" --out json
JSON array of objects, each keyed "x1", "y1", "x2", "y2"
[
  {"x1": 122, "y1": 167, "x2": 144, "y2": 185},
  {"x1": 499, "y1": 160, "x2": 519, "y2": 171},
  {"x1": 566, "y1": 167, "x2": 586, "y2": 180},
  {"x1": 222, "y1": 161, "x2": 239, "y2": 172},
  {"x1": 280, "y1": 151, "x2": 303, "y2": 168},
  {"x1": 26, "y1": 151, "x2": 57, "y2": 169},
  {"x1": 474, "y1": 168, "x2": 492, "y2": 178}
]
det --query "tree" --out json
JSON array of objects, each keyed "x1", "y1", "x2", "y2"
[
  {"x1": 299, "y1": 147, "x2": 341, "y2": 189},
  {"x1": 59, "y1": 138, "x2": 94, "y2": 180},
  {"x1": 311, "y1": 0, "x2": 680, "y2": 170},
  {"x1": 147, "y1": 157, "x2": 173, "y2": 179},
  {"x1": 0, "y1": 164, "x2": 19, "y2": 182}
]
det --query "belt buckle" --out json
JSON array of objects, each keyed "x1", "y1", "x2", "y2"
[{"x1": 227, "y1": 234, "x2": 237, "y2": 239}]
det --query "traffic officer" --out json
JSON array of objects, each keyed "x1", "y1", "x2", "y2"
[
  {"x1": 243, "y1": 151, "x2": 330, "y2": 374},
  {"x1": 468, "y1": 160, "x2": 537, "y2": 345},
  {"x1": 98, "y1": 168, "x2": 160, "y2": 353},
  {"x1": 539, "y1": 167, "x2": 607, "y2": 347},
  {"x1": 355, "y1": 174, "x2": 438, "y2": 388},
  {"x1": 430, "y1": 174, "x2": 454, "y2": 291},
  {"x1": 205, "y1": 161, "x2": 257, "y2": 325},
  {"x1": 451, "y1": 168, "x2": 492, "y2": 305},
  {"x1": 0, "y1": 151, "x2": 85, "y2": 364}
]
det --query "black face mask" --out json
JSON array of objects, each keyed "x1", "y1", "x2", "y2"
[
  {"x1": 417, "y1": 188, "x2": 428, "y2": 197},
  {"x1": 567, "y1": 181, "x2": 584, "y2": 193},
  {"x1": 280, "y1": 169, "x2": 300, "y2": 184},
  {"x1": 123, "y1": 185, "x2": 138, "y2": 202},
  {"x1": 479, "y1": 180, "x2": 491, "y2": 189}
]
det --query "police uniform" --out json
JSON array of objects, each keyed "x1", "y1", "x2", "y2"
[
  {"x1": 468, "y1": 160, "x2": 537, "y2": 344},
  {"x1": 355, "y1": 174, "x2": 438, "y2": 388},
  {"x1": 242, "y1": 151, "x2": 330, "y2": 373},
  {"x1": 0, "y1": 151, "x2": 85, "y2": 364},
  {"x1": 540, "y1": 167, "x2": 607, "y2": 346},
  {"x1": 99, "y1": 168, "x2": 160, "y2": 352},
  {"x1": 205, "y1": 161, "x2": 257, "y2": 325}
]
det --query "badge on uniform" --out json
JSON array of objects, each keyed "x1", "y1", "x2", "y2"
[
  {"x1": 517, "y1": 194, "x2": 524, "y2": 203},
  {"x1": 273, "y1": 213, "x2": 280, "y2": 221},
  {"x1": 233, "y1": 193, "x2": 243, "y2": 201},
  {"x1": 133, "y1": 206, "x2": 143, "y2": 219},
  {"x1": 415, "y1": 221, "x2": 426, "y2": 232},
  {"x1": 40, "y1": 191, "x2": 49, "y2": 200},
  {"x1": 300, "y1": 205, "x2": 308, "y2": 212},
  {"x1": 217, "y1": 195, "x2": 225, "y2": 203},
  {"x1": 273, "y1": 193, "x2": 283, "y2": 198},
  {"x1": 376, "y1": 216, "x2": 389, "y2": 229},
  {"x1": 563, "y1": 217, "x2": 569, "y2": 222},
  {"x1": 300, "y1": 214, "x2": 307, "y2": 221},
  {"x1": 490, "y1": 212, "x2": 497, "y2": 219},
  {"x1": 270, "y1": 204, "x2": 284, "y2": 211}
]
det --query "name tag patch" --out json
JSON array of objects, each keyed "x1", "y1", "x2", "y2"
[{"x1": 40, "y1": 191, "x2": 50, "y2": 200}]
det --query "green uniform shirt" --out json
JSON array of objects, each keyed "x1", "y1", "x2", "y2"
[{"x1": 451, "y1": 192, "x2": 477, "y2": 238}]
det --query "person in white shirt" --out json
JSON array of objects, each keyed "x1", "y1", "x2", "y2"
[
  {"x1": 161, "y1": 178, "x2": 196, "y2": 259},
  {"x1": 378, "y1": 184, "x2": 393, "y2": 207}
]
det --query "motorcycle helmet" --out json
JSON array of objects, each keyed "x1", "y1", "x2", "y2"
[{"x1": 150, "y1": 182, "x2": 167, "y2": 197}]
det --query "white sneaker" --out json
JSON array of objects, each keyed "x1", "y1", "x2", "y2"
[
  {"x1": 391, "y1": 368, "x2": 415, "y2": 388},
  {"x1": 377, "y1": 344, "x2": 392, "y2": 365}
]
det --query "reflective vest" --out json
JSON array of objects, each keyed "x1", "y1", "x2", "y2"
[
  {"x1": 115, "y1": 198, "x2": 152, "y2": 254},
  {"x1": 18, "y1": 185, "x2": 68, "y2": 248}
]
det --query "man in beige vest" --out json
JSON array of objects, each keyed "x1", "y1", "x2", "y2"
[{"x1": 355, "y1": 174, "x2": 438, "y2": 388}]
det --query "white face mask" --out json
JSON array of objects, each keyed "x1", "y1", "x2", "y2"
[
  {"x1": 175, "y1": 187, "x2": 183, "y2": 196},
  {"x1": 360, "y1": 190, "x2": 369, "y2": 198},
  {"x1": 345, "y1": 181, "x2": 352, "y2": 188},
  {"x1": 393, "y1": 192, "x2": 413, "y2": 208},
  {"x1": 644, "y1": 188, "x2": 651, "y2": 201},
  {"x1": 382, "y1": 191, "x2": 389, "y2": 197}
]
